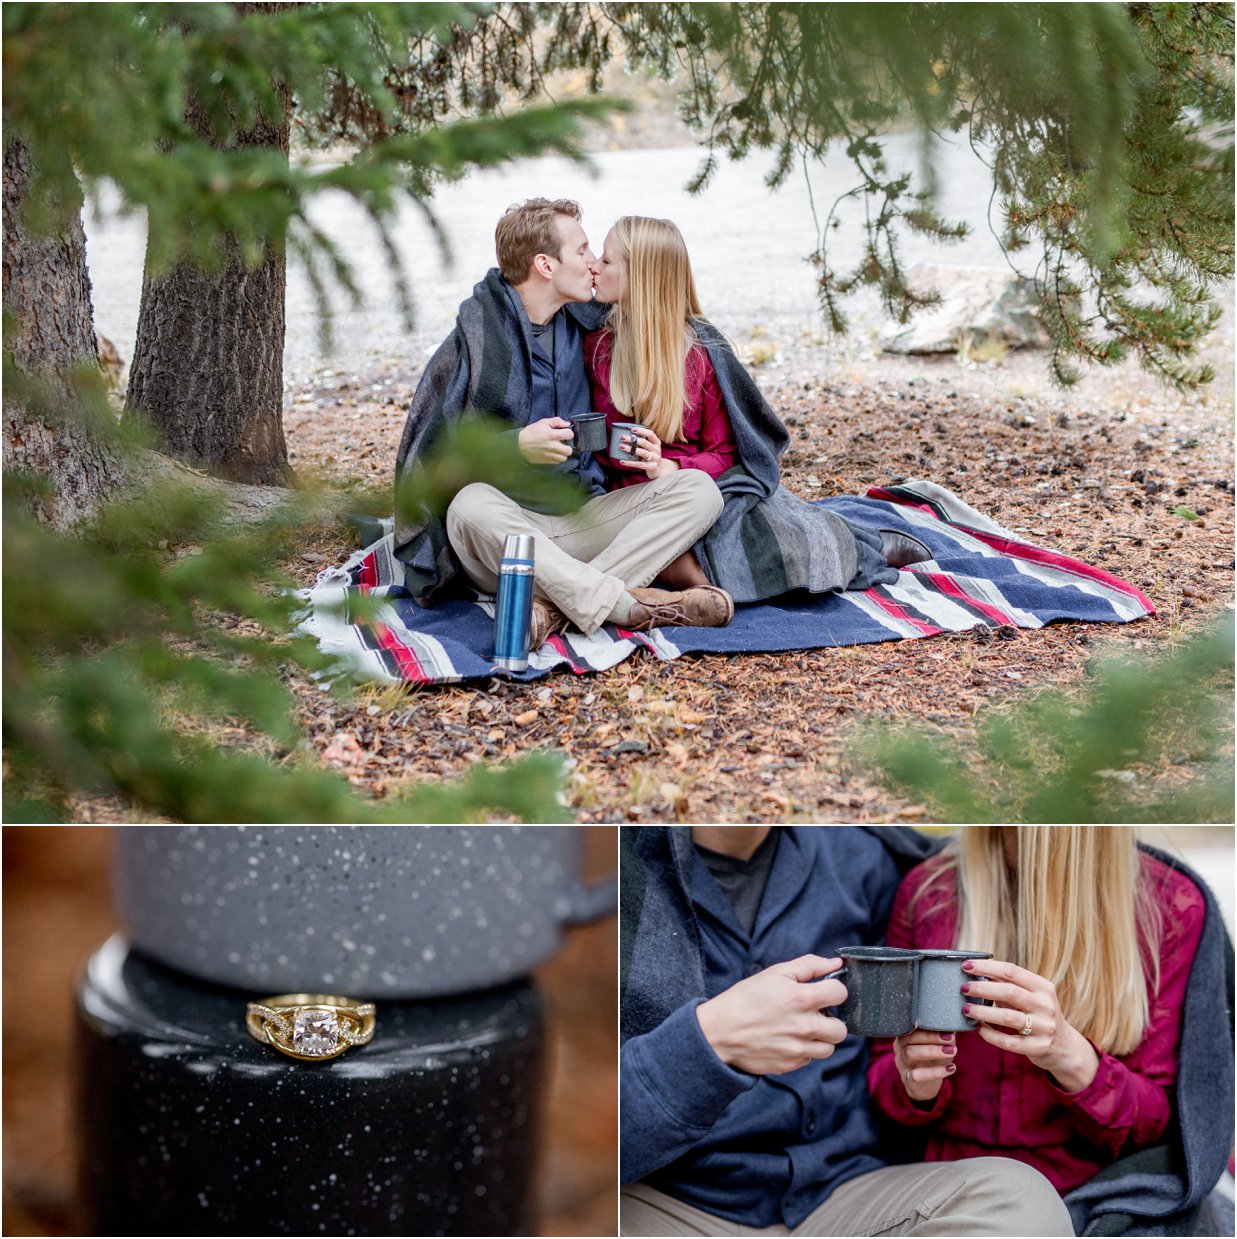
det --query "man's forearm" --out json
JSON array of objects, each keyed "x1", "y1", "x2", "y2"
[{"x1": 621, "y1": 1001, "x2": 758, "y2": 1184}]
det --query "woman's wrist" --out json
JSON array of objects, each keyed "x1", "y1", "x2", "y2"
[{"x1": 1037, "y1": 1026, "x2": 1100, "y2": 1093}]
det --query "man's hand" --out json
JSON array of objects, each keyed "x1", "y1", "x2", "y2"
[
  {"x1": 695, "y1": 955, "x2": 848, "y2": 1076},
  {"x1": 518, "y1": 418, "x2": 573, "y2": 464}
]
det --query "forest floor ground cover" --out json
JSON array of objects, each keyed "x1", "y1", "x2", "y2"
[
  {"x1": 71, "y1": 298, "x2": 1233, "y2": 824},
  {"x1": 263, "y1": 318, "x2": 1234, "y2": 824}
]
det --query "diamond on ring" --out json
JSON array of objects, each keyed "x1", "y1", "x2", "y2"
[
  {"x1": 246, "y1": 994, "x2": 376, "y2": 1061},
  {"x1": 293, "y1": 1008, "x2": 339, "y2": 1056},
  {"x1": 1020, "y1": 1013, "x2": 1034, "y2": 1036}
]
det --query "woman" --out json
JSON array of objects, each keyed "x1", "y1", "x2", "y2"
[
  {"x1": 867, "y1": 826, "x2": 1207, "y2": 1197},
  {"x1": 585, "y1": 216, "x2": 921, "y2": 599}
]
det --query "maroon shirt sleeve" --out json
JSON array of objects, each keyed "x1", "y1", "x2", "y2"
[
  {"x1": 665, "y1": 347, "x2": 737, "y2": 480},
  {"x1": 1045, "y1": 862, "x2": 1206, "y2": 1157}
]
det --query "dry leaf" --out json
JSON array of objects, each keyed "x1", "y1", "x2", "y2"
[{"x1": 323, "y1": 732, "x2": 364, "y2": 766}]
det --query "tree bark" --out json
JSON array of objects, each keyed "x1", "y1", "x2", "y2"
[
  {"x1": 2, "y1": 137, "x2": 126, "y2": 528},
  {"x1": 124, "y1": 5, "x2": 292, "y2": 486}
]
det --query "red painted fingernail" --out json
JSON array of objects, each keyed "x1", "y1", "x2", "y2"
[
  {"x1": 941, "y1": 1033, "x2": 955, "y2": 1043},
  {"x1": 961, "y1": 1004, "x2": 972, "y2": 1014},
  {"x1": 960, "y1": 982, "x2": 971, "y2": 993},
  {"x1": 962, "y1": 960, "x2": 975, "y2": 971},
  {"x1": 946, "y1": 1064, "x2": 956, "y2": 1074},
  {"x1": 943, "y1": 1045, "x2": 956, "y2": 1056}
]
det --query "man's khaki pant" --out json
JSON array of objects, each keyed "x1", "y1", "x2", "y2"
[
  {"x1": 445, "y1": 470, "x2": 724, "y2": 634},
  {"x1": 620, "y1": 1159, "x2": 1075, "y2": 1237}
]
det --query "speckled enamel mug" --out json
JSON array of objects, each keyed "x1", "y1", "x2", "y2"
[
  {"x1": 113, "y1": 826, "x2": 615, "y2": 998},
  {"x1": 827, "y1": 946, "x2": 923, "y2": 1038},
  {"x1": 914, "y1": 948, "x2": 994, "y2": 1032},
  {"x1": 568, "y1": 411, "x2": 607, "y2": 454},
  {"x1": 609, "y1": 422, "x2": 642, "y2": 461}
]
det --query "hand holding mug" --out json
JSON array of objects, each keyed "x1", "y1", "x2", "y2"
[
  {"x1": 619, "y1": 425, "x2": 678, "y2": 479},
  {"x1": 518, "y1": 418, "x2": 573, "y2": 464},
  {"x1": 892, "y1": 1028, "x2": 956, "y2": 1103},
  {"x1": 960, "y1": 958, "x2": 1099, "y2": 1092},
  {"x1": 695, "y1": 954, "x2": 848, "y2": 1076}
]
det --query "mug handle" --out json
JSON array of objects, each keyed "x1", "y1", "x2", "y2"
[
  {"x1": 822, "y1": 964, "x2": 848, "y2": 1016},
  {"x1": 555, "y1": 875, "x2": 618, "y2": 927}
]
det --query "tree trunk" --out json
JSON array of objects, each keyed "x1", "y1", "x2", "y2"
[
  {"x1": 124, "y1": 7, "x2": 292, "y2": 486},
  {"x1": 2, "y1": 137, "x2": 126, "y2": 528}
]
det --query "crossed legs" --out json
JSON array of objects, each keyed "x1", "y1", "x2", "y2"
[{"x1": 445, "y1": 471, "x2": 724, "y2": 634}]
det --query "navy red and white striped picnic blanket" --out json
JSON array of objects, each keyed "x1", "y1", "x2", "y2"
[{"x1": 296, "y1": 481, "x2": 1154, "y2": 686}]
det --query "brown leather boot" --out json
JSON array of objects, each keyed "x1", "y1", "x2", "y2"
[
  {"x1": 627, "y1": 585, "x2": 735, "y2": 630},
  {"x1": 878, "y1": 528, "x2": 934, "y2": 569},
  {"x1": 529, "y1": 598, "x2": 570, "y2": 648}
]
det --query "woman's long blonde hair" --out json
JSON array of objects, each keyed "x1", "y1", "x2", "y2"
[
  {"x1": 603, "y1": 216, "x2": 703, "y2": 444},
  {"x1": 919, "y1": 827, "x2": 1163, "y2": 1056}
]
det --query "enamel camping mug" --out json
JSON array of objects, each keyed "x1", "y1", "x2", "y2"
[{"x1": 113, "y1": 825, "x2": 616, "y2": 998}]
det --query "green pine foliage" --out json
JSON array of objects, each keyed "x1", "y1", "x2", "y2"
[
  {"x1": 2, "y1": 373, "x2": 571, "y2": 824},
  {"x1": 2, "y1": 1, "x2": 623, "y2": 822},
  {"x1": 861, "y1": 619, "x2": 1235, "y2": 823},
  {"x1": 605, "y1": 2, "x2": 1234, "y2": 387},
  {"x1": 5, "y1": 3, "x2": 1232, "y2": 822},
  {"x1": 3, "y1": 3, "x2": 622, "y2": 301}
]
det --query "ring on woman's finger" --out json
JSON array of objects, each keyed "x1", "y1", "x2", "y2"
[
  {"x1": 1019, "y1": 1013, "x2": 1033, "y2": 1036},
  {"x1": 904, "y1": 1069, "x2": 914, "y2": 1086}
]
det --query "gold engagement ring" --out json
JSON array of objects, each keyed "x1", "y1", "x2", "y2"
[
  {"x1": 1019, "y1": 1013, "x2": 1034, "y2": 1036},
  {"x1": 246, "y1": 994, "x2": 376, "y2": 1061}
]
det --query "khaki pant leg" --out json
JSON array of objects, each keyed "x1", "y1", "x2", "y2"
[
  {"x1": 444, "y1": 482, "x2": 626, "y2": 633},
  {"x1": 568, "y1": 469, "x2": 723, "y2": 586},
  {"x1": 791, "y1": 1159, "x2": 1074, "y2": 1237},
  {"x1": 445, "y1": 472, "x2": 724, "y2": 635},
  {"x1": 620, "y1": 1183, "x2": 778, "y2": 1237}
]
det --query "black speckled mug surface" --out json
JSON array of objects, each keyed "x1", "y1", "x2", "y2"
[
  {"x1": 829, "y1": 946, "x2": 922, "y2": 1038},
  {"x1": 569, "y1": 412, "x2": 608, "y2": 453},
  {"x1": 75, "y1": 937, "x2": 544, "y2": 1236}
]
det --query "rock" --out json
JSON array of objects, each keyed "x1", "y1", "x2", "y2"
[
  {"x1": 96, "y1": 333, "x2": 126, "y2": 388},
  {"x1": 880, "y1": 265, "x2": 1050, "y2": 354}
]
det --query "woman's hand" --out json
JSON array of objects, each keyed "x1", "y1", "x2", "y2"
[
  {"x1": 961, "y1": 958, "x2": 1100, "y2": 1092},
  {"x1": 892, "y1": 1029, "x2": 956, "y2": 1103},
  {"x1": 619, "y1": 425, "x2": 678, "y2": 479}
]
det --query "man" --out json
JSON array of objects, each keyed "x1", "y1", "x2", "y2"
[
  {"x1": 393, "y1": 198, "x2": 733, "y2": 646},
  {"x1": 620, "y1": 826, "x2": 1075, "y2": 1237}
]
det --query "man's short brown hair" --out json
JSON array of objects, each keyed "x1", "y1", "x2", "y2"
[{"x1": 495, "y1": 198, "x2": 582, "y2": 283}]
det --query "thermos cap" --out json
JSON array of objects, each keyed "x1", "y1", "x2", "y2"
[{"x1": 502, "y1": 533, "x2": 535, "y2": 561}]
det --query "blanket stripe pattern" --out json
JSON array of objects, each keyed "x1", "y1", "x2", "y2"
[{"x1": 296, "y1": 481, "x2": 1155, "y2": 686}]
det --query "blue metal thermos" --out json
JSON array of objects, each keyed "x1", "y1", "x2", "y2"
[{"x1": 493, "y1": 533, "x2": 536, "y2": 671}]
